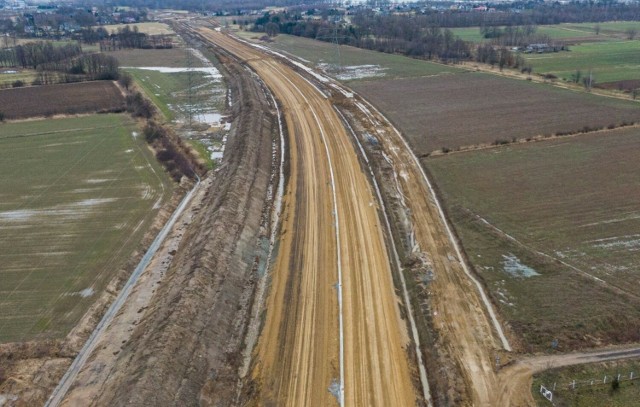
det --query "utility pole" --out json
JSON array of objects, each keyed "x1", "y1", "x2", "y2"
[{"x1": 316, "y1": 21, "x2": 350, "y2": 76}]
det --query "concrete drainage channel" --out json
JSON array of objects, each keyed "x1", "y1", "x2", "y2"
[{"x1": 45, "y1": 177, "x2": 201, "y2": 407}]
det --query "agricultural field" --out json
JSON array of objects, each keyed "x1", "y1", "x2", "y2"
[
  {"x1": 525, "y1": 40, "x2": 640, "y2": 84},
  {"x1": 425, "y1": 126, "x2": 640, "y2": 351},
  {"x1": 0, "y1": 81, "x2": 124, "y2": 119},
  {"x1": 450, "y1": 21, "x2": 640, "y2": 43},
  {"x1": 0, "y1": 68, "x2": 38, "y2": 89},
  {"x1": 233, "y1": 30, "x2": 459, "y2": 80},
  {"x1": 0, "y1": 114, "x2": 173, "y2": 343},
  {"x1": 533, "y1": 359, "x2": 640, "y2": 406},
  {"x1": 351, "y1": 71, "x2": 640, "y2": 153},
  {"x1": 117, "y1": 47, "x2": 227, "y2": 167},
  {"x1": 101, "y1": 22, "x2": 175, "y2": 35},
  {"x1": 108, "y1": 47, "x2": 205, "y2": 68}
]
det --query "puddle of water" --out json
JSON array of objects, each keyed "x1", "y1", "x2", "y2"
[{"x1": 502, "y1": 253, "x2": 540, "y2": 278}]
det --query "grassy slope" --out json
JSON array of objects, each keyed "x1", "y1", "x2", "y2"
[
  {"x1": 0, "y1": 114, "x2": 172, "y2": 342},
  {"x1": 425, "y1": 127, "x2": 640, "y2": 351}
]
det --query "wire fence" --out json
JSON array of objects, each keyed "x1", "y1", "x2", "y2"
[
  {"x1": 561, "y1": 371, "x2": 638, "y2": 391},
  {"x1": 540, "y1": 371, "x2": 639, "y2": 404}
]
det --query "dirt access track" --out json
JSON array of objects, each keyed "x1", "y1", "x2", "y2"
[{"x1": 193, "y1": 27, "x2": 420, "y2": 406}]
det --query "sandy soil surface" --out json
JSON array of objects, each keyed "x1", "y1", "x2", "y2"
[
  {"x1": 339, "y1": 92, "x2": 506, "y2": 406},
  {"x1": 194, "y1": 27, "x2": 419, "y2": 406}
]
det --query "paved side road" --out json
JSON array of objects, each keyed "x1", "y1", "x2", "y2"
[{"x1": 45, "y1": 178, "x2": 200, "y2": 407}]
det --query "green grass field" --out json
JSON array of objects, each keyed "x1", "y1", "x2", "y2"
[
  {"x1": 426, "y1": 127, "x2": 640, "y2": 351},
  {"x1": 101, "y1": 22, "x2": 175, "y2": 35},
  {"x1": 450, "y1": 21, "x2": 640, "y2": 43},
  {"x1": 109, "y1": 47, "x2": 205, "y2": 68},
  {"x1": 0, "y1": 114, "x2": 173, "y2": 343},
  {"x1": 0, "y1": 69, "x2": 38, "y2": 89},
  {"x1": 118, "y1": 48, "x2": 227, "y2": 168},
  {"x1": 526, "y1": 40, "x2": 640, "y2": 83},
  {"x1": 533, "y1": 360, "x2": 640, "y2": 406},
  {"x1": 233, "y1": 30, "x2": 459, "y2": 80}
]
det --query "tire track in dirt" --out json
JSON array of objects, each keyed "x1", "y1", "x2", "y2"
[{"x1": 196, "y1": 27, "x2": 419, "y2": 407}]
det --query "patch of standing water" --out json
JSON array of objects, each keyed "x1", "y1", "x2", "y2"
[
  {"x1": 502, "y1": 253, "x2": 540, "y2": 278},
  {"x1": 122, "y1": 66, "x2": 223, "y2": 80}
]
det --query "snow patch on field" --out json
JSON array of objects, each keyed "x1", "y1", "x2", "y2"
[
  {"x1": 0, "y1": 198, "x2": 117, "y2": 221},
  {"x1": 502, "y1": 253, "x2": 540, "y2": 278},
  {"x1": 65, "y1": 287, "x2": 95, "y2": 298},
  {"x1": 590, "y1": 234, "x2": 640, "y2": 250},
  {"x1": 318, "y1": 63, "x2": 387, "y2": 80},
  {"x1": 86, "y1": 178, "x2": 114, "y2": 184},
  {"x1": 124, "y1": 66, "x2": 223, "y2": 80}
]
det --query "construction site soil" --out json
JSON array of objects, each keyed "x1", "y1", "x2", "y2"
[
  {"x1": 9, "y1": 18, "x2": 640, "y2": 407},
  {"x1": 58, "y1": 50, "x2": 278, "y2": 405}
]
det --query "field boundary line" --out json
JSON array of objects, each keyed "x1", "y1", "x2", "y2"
[
  {"x1": 426, "y1": 123, "x2": 640, "y2": 158},
  {"x1": 45, "y1": 176, "x2": 201, "y2": 407}
]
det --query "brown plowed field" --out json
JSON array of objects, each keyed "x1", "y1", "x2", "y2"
[
  {"x1": 352, "y1": 72, "x2": 640, "y2": 153},
  {"x1": 0, "y1": 81, "x2": 124, "y2": 119},
  {"x1": 196, "y1": 28, "x2": 418, "y2": 406}
]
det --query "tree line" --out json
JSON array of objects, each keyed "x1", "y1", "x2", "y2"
[
  {"x1": 252, "y1": 12, "x2": 529, "y2": 67},
  {"x1": 0, "y1": 41, "x2": 120, "y2": 85},
  {"x1": 396, "y1": 1, "x2": 640, "y2": 28},
  {"x1": 0, "y1": 42, "x2": 82, "y2": 69}
]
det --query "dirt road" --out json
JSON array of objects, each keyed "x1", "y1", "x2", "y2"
[
  {"x1": 196, "y1": 28, "x2": 419, "y2": 406},
  {"x1": 334, "y1": 87, "x2": 507, "y2": 404},
  {"x1": 495, "y1": 346, "x2": 640, "y2": 406}
]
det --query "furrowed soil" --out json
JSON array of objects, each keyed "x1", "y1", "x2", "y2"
[
  {"x1": 58, "y1": 45, "x2": 279, "y2": 406},
  {"x1": 351, "y1": 71, "x2": 640, "y2": 153},
  {"x1": 0, "y1": 81, "x2": 124, "y2": 119}
]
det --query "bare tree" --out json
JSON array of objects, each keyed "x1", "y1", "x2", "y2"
[{"x1": 626, "y1": 28, "x2": 637, "y2": 40}]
